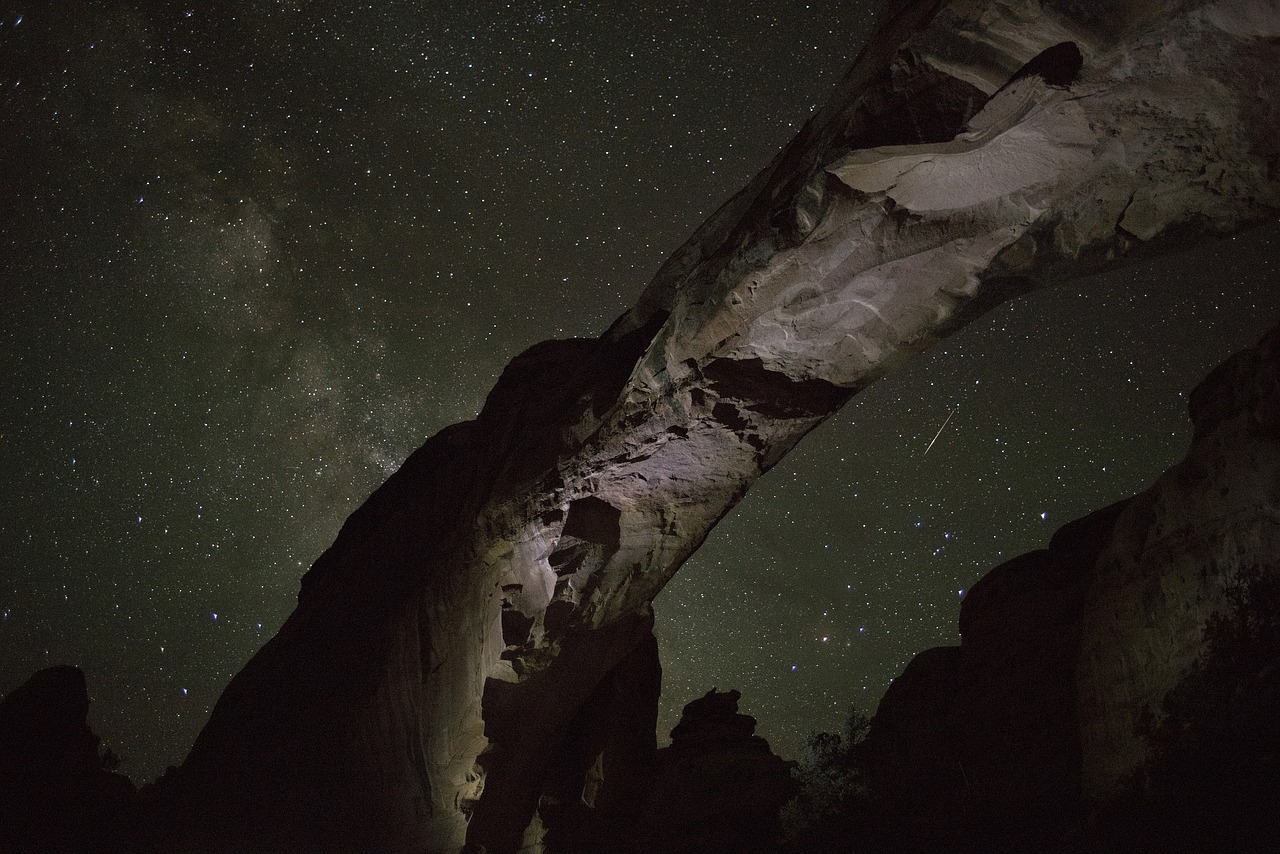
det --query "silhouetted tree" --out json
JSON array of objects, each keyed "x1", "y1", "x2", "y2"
[{"x1": 779, "y1": 707, "x2": 872, "y2": 842}]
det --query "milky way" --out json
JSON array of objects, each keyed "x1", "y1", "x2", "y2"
[{"x1": 2, "y1": 0, "x2": 1277, "y2": 783}]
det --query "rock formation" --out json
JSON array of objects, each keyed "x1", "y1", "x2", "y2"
[
  {"x1": 817, "y1": 324, "x2": 1280, "y2": 852},
  {"x1": 850, "y1": 505, "x2": 1119, "y2": 850},
  {"x1": 540, "y1": 688, "x2": 797, "y2": 854},
  {"x1": 630, "y1": 690, "x2": 797, "y2": 854},
  {"x1": 142, "y1": 2, "x2": 1280, "y2": 852},
  {"x1": 0, "y1": 666, "x2": 151, "y2": 854}
]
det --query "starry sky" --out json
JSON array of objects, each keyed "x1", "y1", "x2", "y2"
[{"x1": 1, "y1": 1, "x2": 1277, "y2": 785}]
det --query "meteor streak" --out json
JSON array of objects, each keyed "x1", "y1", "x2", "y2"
[{"x1": 923, "y1": 408, "x2": 956, "y2": 457}]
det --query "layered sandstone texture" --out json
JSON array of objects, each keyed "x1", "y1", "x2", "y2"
[{"x1": 144, "y1": 1, "x2": 1280, "y2": 852}]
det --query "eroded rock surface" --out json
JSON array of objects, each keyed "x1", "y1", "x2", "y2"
[{"x1": 144, "y1": 2, "x2": 1280, "y2": 852}]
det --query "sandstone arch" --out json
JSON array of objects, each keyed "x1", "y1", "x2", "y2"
[{"x1": 147, "y1": 2, "x2": 1280, "y2": 851}]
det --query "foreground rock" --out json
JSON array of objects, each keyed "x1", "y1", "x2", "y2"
[
  {"x1": 834, "y1": 325, "x2": 1280, "y2": 852},
  {"x1": 0, "y1": 666, "x2": 150, "y2": 854},
  {"x1": 641, "y1": 690, "x2": 796, "y2": 853},
  {"x1": 145, "y1": 2, "x2": 1280, "y2": 851},
  {"x1": 629, "y1": 690, "x2": 796, "y2": 854},
  {"x1": 539, "y1": 688, "x2": 795, "y2": 854}
]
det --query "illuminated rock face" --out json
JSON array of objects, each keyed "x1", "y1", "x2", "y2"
[{"x1": 147, "y1": 2, "x2": 1280, "y2": 852}]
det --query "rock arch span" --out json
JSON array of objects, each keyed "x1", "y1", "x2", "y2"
[{"x1": 145, "y1": 1, "x2": 1280, "y2": 851}]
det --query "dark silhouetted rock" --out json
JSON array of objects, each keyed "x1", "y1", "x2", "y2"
[
  {"x1": 0, "y1": 665, "x2": 151, "y2": 854},
  {"x1": 621, "y1": 689, "x2": 796, "y2": 854},
  {"x1": 849, "y1": 324, "x2": 1280, "y2": 853},
  {"x1": 533, "y1": 684, "x2": 796, "y2": 854},
  {"x1": 858, "y1": 506, "x2": 1119, "y2": 851}
]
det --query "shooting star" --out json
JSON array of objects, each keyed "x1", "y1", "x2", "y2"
[{"x1": 923, "y1": 407, "x2": 956, "y2": 457}]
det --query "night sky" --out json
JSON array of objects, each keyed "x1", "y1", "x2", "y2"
[{"x1": 2, "y1": 1, "x2": 1277, "y2": 785}]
